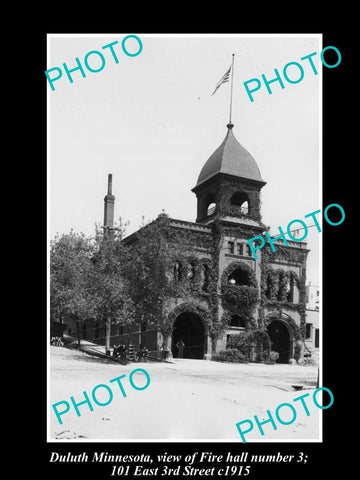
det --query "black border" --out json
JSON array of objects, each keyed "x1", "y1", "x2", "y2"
[{"x1": 35, "y1": 26, "x2": 352, "y2": 479}]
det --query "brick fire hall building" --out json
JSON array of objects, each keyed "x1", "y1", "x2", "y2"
[{"x1": 89, "y1": 122, "x2": 311, "y2": 363}]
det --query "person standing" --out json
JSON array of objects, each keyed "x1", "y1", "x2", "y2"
[{"x1": 176, "y1": 338, "x2": 185, "y2": 358}]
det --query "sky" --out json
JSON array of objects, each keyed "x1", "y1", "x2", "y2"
[{"x1": 47, "y1": 34, "x2": 322, "y2": 286}]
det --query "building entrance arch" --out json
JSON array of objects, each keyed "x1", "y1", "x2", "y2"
[
  {"x1": 267, "y1": 319, "x2": 292, "y2": 363},
  {"x1": 172, "y1": 312, "x2": 205, "y2": 359}
]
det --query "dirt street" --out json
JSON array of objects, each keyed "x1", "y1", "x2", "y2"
[{"x1": 49, "y1": 346, "x2": 321, "y2": 442}]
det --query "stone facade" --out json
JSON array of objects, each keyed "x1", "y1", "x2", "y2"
[{"x1": 85, "y1": 123, "x2": 313, "y2": 364}]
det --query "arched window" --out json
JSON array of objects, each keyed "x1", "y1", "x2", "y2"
[
  {"x1": 228, "y1": 268, "x2": 250, "y2": 286},
  {"x1": 230, "y1": 192, "x2": 249, "y2": 214},
  {"x1": 207, "y1": 202, "x2": 216, "y2": 216},
  {"x1": 277, "y1": 271, "x2": 297, "y2": 302},
  {"x1": 277, "y1": 272, "x2": 287, "y2": 301},
  {"x1": 230, "y1": 314, "x2": 246, "y2": 328},
  {"x1": 201, "y1": 263, "x2": 210, "y2": 292},
  {"x1": 204, "y1": 192, "x2": 217, "y2": 217},
  {"x1": 174, "y1": 262, "x2": 183, "y2": 281},
  {"x1": 240, "y1": 201, "x2": 249, "y2": 214},
  {"x1": 265, "y1": 276, "x2": 273, "y2": 299},
  {"x1": 286, "y1": 274, "x2": 297, "y2": 303},
  {"x1": 187, "y1": 262, "x2": 196, "y2": 280},
  {"x1": 223, "y1": 261, "x2": 258, "y2": 292}
]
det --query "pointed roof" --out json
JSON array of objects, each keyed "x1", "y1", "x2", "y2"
[{"x1": 194, "y1": 123, "x2": 265, "y2": 188}]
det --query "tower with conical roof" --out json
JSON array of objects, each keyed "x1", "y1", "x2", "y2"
[
  {"x1": 86, "y1": 104, "x2": 310, "y2": 364},
  {"x1": 192, "y1": 122, "x2": 266, "y2": 228}
]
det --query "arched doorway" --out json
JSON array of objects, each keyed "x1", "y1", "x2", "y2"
[
  {"x1": 267, "y1": 319, "x2": 292, "y2": 363},
  {"x1": 172, "y1": 312, "x2": 205, "y2": 359}
]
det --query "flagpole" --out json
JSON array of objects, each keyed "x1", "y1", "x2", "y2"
[{"x1": 229, "y1": 53, "x2": 235, "y2": 124}]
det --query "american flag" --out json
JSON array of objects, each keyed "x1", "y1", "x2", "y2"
[{"x1": 211, "y1": 65, "x2": 232, "y2": 95}]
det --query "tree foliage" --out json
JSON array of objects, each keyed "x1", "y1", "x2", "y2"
[
  {"x1": 50, "y1": 231, "x2": 96, "y2": 325},
  {"x1": 123, "y1": 216, "x2": 177, "y2": 334},
  {"x1": 91, "y1": 235, "x2": 134, "y2": 327},
  {"x1": 227, "y1": 329, "x2": 271, "y2": 363},
  {"x1": 50, "y1": 228, "x2": 134, "y2": 344},
  {"x1": 123, "y1": 214, "x2": 202, "y2": 338}
]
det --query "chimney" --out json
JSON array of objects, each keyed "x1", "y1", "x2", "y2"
[{"x1": 103, "y1": 173, "x2": 115, "y2": 232}]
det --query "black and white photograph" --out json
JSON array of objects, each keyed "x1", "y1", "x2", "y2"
[{"x1": 44, "y1": 30, "x2": 350, "y2": 476}]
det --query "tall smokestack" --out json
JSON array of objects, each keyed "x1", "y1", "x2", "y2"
[
  {"x1": 107, "y1": 173, "x2": 113, "y2": 195},
  {"x1": 103, "y1": 173, "x2": 115, "y2": 234}
]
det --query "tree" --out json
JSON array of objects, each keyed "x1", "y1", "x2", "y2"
[
  {"x1": 90, "y1": 231, "x2": 134, "y2": 354},
  {"x1": 50, "y1": 231, "x2": 96, "y2": 346},
  {"x1": 50, "y1": 226, "x2": 135, "y2": 352}
]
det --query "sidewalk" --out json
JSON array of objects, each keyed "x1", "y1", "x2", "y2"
[{"x1": 62, "y1": 334, "x2": 114, "y2": 359}]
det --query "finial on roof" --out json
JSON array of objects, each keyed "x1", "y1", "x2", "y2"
[{"x1": 158, "y1": 209, "x2": 169, "y2": 218}]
